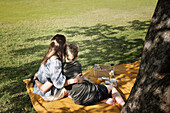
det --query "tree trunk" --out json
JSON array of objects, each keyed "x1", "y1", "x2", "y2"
[{"x1": 121, "y1": 0, "x2": 170, "y2": 113}]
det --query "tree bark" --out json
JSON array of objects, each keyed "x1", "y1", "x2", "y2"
[{"x1": 121, "y1": 0, "x2": 170, "y2": 113}]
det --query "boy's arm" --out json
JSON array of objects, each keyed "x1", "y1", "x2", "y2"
[
  {"x1": 64, "y1": 73, "x2": 84, "y2": 86},
  {"x1": 83, "y1": 75, "x2": 94, "y2": 83},
  {"x1": 33, "y1": 73, "x2": 84, "y2": 93}
]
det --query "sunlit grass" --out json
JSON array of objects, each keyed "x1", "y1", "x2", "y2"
[
  {"x1": 0, "y1": 0, "x2": 156, "y2": 23},
  {"x1": 0, "y1": 0, "x2": 157, "y2": 112}
]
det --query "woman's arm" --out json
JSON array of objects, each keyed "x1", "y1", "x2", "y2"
[
  {"x1": 34, "y1": 72, "x2": 84, "y2": 93},
  {"x1": 34, "y1": 73, "x2": 83, "y2": 93},
  {"x1": 34, "y1": 75, "x2": 81, "y2": 93},
  {"x1": 33, "y1": 73, "x2": 53, "y2": 93},
  {"x1": 35, "y1": 80, "x2": 53, "y2": 93}
]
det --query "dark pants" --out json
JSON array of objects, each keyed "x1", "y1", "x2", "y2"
[{"x1": 82, "y1": 84, "x2": 110, "y2": 106}]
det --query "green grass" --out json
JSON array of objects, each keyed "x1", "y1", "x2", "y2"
[{"x1": 0, "y1": 0, "x2": 157, "y2": 112}]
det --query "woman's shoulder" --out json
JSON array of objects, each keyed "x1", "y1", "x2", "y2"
[
  {"x1": 50, "y1": 55, "x2": 58, "y2": 60},
  {"x1": 48, "y1": 56, "x2": 62, "y2": 65},
  {"x1": 49, "y1": 56, "x2": 59, "y2": 62}
]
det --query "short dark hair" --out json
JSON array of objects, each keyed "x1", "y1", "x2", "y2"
[{"x1": 65, "y1": 43, "x2": 79, "y2": 61}]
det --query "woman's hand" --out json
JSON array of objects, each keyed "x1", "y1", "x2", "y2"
[
  {"x1": 30, "y1": 72, "x2": 38, "y2": 85},
  {"x1": 75, "y1": 73, "x2": 84, "y2": 83}
]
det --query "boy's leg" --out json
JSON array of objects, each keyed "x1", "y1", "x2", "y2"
[
  {"x1": 100, "y1": 98, "x2": 117, "y2": 105},
  {"x1": 111, "y1": 87, "x2": 125, "y2": 107},
  {"x1": 100, "y1": 85, "x2": 116, "y2": 105},
  {"x1": 101, "y1": 85, "x2": 125, "y2": 106},
  {"x1": 104, "y1": 85, "x2": 112, "y2": 94}
]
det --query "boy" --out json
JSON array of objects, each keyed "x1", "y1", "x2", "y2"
[{"x1": 63, "y1": 43, "x2": 125, "y2": 107}]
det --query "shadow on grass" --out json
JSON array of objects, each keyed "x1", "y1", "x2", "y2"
[
  {"x1": 11, "y1": 45, "x2": 48, "y2": 55},
  {"x1": 0, "y1": 60, "x2": 40, "y2": 112},
  {"x1": 0, "y1": 20, "x2": 150, "y2": 112},
  {"x1": 55, "y1": 20, "x2": 150, "y2": 69}
]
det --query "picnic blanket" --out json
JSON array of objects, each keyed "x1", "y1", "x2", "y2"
[{"x1": 23, "y1": 61, "x2": 140, "y2": 113}]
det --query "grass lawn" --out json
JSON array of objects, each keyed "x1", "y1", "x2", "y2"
[{"x1": 0, "y1": 0, "x2": 157, "y2": 112}]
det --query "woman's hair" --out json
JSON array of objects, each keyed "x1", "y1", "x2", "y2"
[
  {"x1": 41, "y1": 34, "x2": 66, "y2": 65},
  {"x1": 65, "y1": 43, "x2": 79, "y2": 61}
]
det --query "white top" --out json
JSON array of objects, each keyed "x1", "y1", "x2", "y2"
[{"x1": 33, "y1": 56, "x2": 66, "y2": 98}]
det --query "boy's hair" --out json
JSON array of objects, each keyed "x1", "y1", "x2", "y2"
[{"x1": 65, "y1": 43, "x2": 79, "y2": 61}]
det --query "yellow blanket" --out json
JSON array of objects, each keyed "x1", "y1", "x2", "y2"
[{"x1": 23, "y1": 61, "x2": 140, "y2": 113}]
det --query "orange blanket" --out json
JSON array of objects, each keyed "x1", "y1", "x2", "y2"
[{"x1": 23, "y1": 61, "x2": 140, "y2": 113}]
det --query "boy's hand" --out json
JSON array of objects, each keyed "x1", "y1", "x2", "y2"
[{"x1": 76, "y1": 73, "x2": 84, "y2": 83}]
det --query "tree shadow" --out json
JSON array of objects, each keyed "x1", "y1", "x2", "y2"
[
  {"x1": 0, "y1": 60, "x2": 41, "y2": 112},
  {"x1": 11, "y1": 45, "x2": 48, "y2": 55},
  {"x1": 0, "y1": 19, "x2": 151, "y2": 112},
  {"x1": 128, "y1": 20, "x2": 150, "y2": 30},
  {"x1": 55, "y1": 20, "x2": 149, "y2": 69}
]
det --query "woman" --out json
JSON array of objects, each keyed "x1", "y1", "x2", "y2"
[{"x1": 32, "y1": 34, "x2": 83, "y2": 101}]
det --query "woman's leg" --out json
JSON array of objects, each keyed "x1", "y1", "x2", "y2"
[
  {"x1": 63, "y1": 88, "x2": 68, "y2": 97},
  {"x1": 42, "y1": 88, "x2": 68, "y2": 101}
]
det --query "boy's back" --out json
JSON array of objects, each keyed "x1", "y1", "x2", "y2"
[{"x1": 63, "y1": 61, "x2": 98, "y2": 105}]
